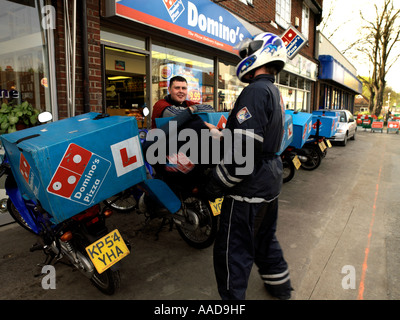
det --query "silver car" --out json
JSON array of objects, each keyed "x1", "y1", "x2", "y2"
[{"x1": 329, "y1": 109, "x2": 357, "y2": 146}]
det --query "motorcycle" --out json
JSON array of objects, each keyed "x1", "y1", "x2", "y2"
[
  {"x1": 104, "y1": 107, "x2": 219, "y2": 249},
  {"x1": 1, "y1": 112, "x2": 129, "y2": 295}
]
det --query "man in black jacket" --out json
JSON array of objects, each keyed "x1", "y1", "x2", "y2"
[{"x1": 204, "y1": 32, "x2": 292, "y2": 300}]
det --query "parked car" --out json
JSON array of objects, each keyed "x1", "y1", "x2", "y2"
[{"x1": 329, "y1": 109, "x2": 357, "y2": 146}]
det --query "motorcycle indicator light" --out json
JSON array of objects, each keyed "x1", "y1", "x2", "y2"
[
  {"x1": 103, "y1": 209, "x2": 113, "y2": 218},
  {"x1": 60, "y1": 231, "x2": 73, "y2": 242}
]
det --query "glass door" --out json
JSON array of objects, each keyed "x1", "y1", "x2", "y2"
[{"x1": 104, "y1": 46, "x2": 147, "y2": 126}]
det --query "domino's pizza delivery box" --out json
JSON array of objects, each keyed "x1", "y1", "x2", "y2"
[
  {"x1": 285, "y1": 110, "x2": 312, "y2": 149},
  {"x1": 276, "y1": 113, "x2": 293, "y2": 155},
  {"x1": 310, "y1": 115, "x2": 337, "y2": 138},
  {"x1": 0, "y1": 112, "x2": 146, "y2": 224}
]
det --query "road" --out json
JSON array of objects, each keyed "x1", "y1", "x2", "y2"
[{"x1": 0, "y1": 128, "x2": 399, "y2": 300}]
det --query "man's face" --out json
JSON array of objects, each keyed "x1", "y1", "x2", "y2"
[{"x1": 169, "y1": 81, "x2": 188, "y2": 104}]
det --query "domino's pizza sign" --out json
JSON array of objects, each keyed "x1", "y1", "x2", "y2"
[{"x1": 281, "y1": 26, "x2": 307, "y2": 59}]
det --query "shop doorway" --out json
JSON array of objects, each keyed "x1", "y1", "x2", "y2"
[{"x1": 104, "y1": 46, "x2": 147, "y2": 120}]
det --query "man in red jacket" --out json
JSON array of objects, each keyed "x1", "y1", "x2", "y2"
[{"x1": 151, "y1": 75, "x2": 213, "y2": 128}]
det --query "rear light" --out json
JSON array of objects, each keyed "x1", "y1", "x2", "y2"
[
  {"x1": 86, "y1": 217, "x2": 100, "y2": 226},
  {"x1": 72, "y1": 204, "x2": 101, "y2": 222}
]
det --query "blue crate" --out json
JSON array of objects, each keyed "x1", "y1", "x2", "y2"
[
  {"x1": 285, "y1": 110, "x2": 312, "y2": 149},
  {"x1": 0, "y1": 113, "x2": 147, "y2": 224}
]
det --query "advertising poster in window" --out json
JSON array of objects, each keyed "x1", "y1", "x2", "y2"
[{"x1": 160, "y1": 64, "x2": 202, "y2": 103}]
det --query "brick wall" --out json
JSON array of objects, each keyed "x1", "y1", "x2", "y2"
[{"x1": 54, "y1": 0, "x2": 102, "y2": 119}]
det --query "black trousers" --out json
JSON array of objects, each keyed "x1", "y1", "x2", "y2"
[{"x1": 213, "y1": 197, "x2": 290, "y2": 300}]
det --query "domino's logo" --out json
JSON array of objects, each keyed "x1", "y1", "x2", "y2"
[{"x1": 47, "y1": 143, "x2": 111, "y2": 206}]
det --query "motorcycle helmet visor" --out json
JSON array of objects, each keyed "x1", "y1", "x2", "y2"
[{"x1": 239, "y1": 40, "x2": 264, "y2": 59}]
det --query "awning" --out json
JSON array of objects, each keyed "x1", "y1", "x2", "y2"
[{"x1": 319, "y1": 55, "x2": 362, "y2": 94}]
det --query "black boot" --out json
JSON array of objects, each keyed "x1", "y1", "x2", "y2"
[{"x1": 264, "y1": 280, "x2": 294, "y2": 300}]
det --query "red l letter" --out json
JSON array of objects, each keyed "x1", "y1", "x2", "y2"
[{"x1": 120, "y1": 148, "x2": 137, "y2": 167}]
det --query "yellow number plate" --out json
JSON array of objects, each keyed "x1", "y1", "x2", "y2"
[
  {"x1": 325, "y1": 139, "x2": 332, "y2": 148},
  {"x1": 319, "y1": 141, "x2": 326, "y2": 152},
  {"x1": 209, "y1": 197, "x2": 223, "y2": 216},
  {"x1": 85, "y1": 229, "x2": 130, "y2": 274},
  {"x1": 292, "y1": 155, "x2": 301, "y2": 170}
]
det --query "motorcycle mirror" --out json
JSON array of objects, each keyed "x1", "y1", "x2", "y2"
[
  {"x1": 143, "y1": 107, "x2": 150, "y2": 117},
  {"x1": 38, "y1": 111, "x2": 53, "y2": 123}
]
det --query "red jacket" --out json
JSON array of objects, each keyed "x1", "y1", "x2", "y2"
[{"x1": 151, "y1": 97, "x2": 197, "y2": 128}]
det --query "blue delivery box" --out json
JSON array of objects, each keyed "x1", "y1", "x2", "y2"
[
  {"x1": 285, "y1": 110, "x2": 312, "y2": 149},
  {"x1": 276, "y1": 113, "x2": 293, "y2": 155},
  {"x1": 0, "y1": 113, "x2": 147, "y2": 224},
  {"x1": 310, "y1": 115, "x2": 337, "y2": 138}
]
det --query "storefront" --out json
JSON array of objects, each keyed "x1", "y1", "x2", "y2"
[
  {"x1": 317, "y1": 55, "x2": 362, "y2": 113},
  {"x1": 102, "y1": 0, "x2": 320, "y2": 118},
  {"x1": 0, "y1": 0, "x2": 57, "y2": 116},
  {"x1": 101, "y1": 0, "x2": 261, "y2": 122},
  {"x1": 277, "y1": 54, "x2": 318, "y2": 112}
]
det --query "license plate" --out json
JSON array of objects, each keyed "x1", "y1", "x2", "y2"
[
  {"x1": 85, "y1": 229, "x2": 130, "y2": 274},
  {"x1": 292, "y1": 155, "x2": 301, "y2": 170},
  {"x1": 319, "y1": 141, "x2": 326, "y2": 152},
  {"x1": 209, "y1": 197, "x2": 223, "y2": 216},
  {"x1": 325, "y1": 139, "x2": 332, "y2": 148}
]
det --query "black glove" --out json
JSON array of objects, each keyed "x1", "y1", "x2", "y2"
[{"x1": 202, "y1": 177, "x2": 225, "y2": 202}]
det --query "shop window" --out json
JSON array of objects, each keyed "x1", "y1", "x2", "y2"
[
  {"x1": 104, "y1": 47, "x2": 146, "y2": 113},
  {"x1": 278, "y1": 71, "x2": 289, "y2": 86},
  {"x1": 0, "y1": 0, "x2": 55, "y2": 113},
  {"x1": 218, "y1": 61, "x2": 245, "y2": 112},
  {"x1": 151, "y1": 42, "x2": 214, "y2": 109}
]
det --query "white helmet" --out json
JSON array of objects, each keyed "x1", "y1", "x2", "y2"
[{"x1": 235, "y1": 32, "x2": 287, "y2": 83}]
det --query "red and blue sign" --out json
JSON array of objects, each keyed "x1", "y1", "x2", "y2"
[
  {"x1": 113, "y1": 0, "x2": 252, "y2": 54},
  {"x1": 281, "y1": 26, "x2": 307, "y2": 59}
]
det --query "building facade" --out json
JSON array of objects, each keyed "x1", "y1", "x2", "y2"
[
  {"x1": 315, "y1": 31, "x2": 362, "y2": 113},
  {"x1": 0, "y1": 0, "x2": 324, "y2": 122}
]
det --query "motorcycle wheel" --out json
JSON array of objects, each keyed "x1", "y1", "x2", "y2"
[
  {"x1": 103, "y1": 189, "x2": 137, "y2": 212},
  {"x1": 90, "y1": 268, "x2": 121, "y2": 295},
  {"x1": 175, "y1": 197, "x2": 218, "y2": 249},
  {"x1": 301, "y1": 147, "x2": 321, "y2": 171},
  {"x1": 282, "y1": 158, "x2": 295, "y2": 183},
  {"x1": 7, "y1": 198, "x2": 35, "y2": 234}
]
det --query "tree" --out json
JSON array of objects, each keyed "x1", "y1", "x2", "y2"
[{"x1": 355, "y1": 0, "x2": 400, "y2": 116}]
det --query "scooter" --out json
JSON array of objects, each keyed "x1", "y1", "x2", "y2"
[
  {"x1": 104, "y1": 107, "x2": 219, "y2": 249},
  {"x1": 0, "y1": 112, "x2": 129, "y2": 295}
]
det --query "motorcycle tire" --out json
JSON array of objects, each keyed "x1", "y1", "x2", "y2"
[
  {"x1": 7, "y1": 198, "x2": 36, "y2": 234},
  {"x1": 300, "y1": 147, "x2": 322, "y2": 171},
  {"x1": 103, "y1": 189, "x2": 137, "y2": 213},
  {"x1": 90, "y1": 268, "x2": 121, "y2": 295},
  {"x1": 175, "y1": 197, "x2": 218, "y2": 249},
  {"x1": 282, "y1": 158, "x2": 295, "y2": 183}
]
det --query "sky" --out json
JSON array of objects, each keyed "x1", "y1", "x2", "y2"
[{"x1": 320, "y1": 0, "x2": 400, "y2": 93}]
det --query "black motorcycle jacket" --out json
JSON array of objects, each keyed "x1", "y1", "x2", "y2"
[{"x1": 211, "y1": 74, "x2": 284, "y2": 202}]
